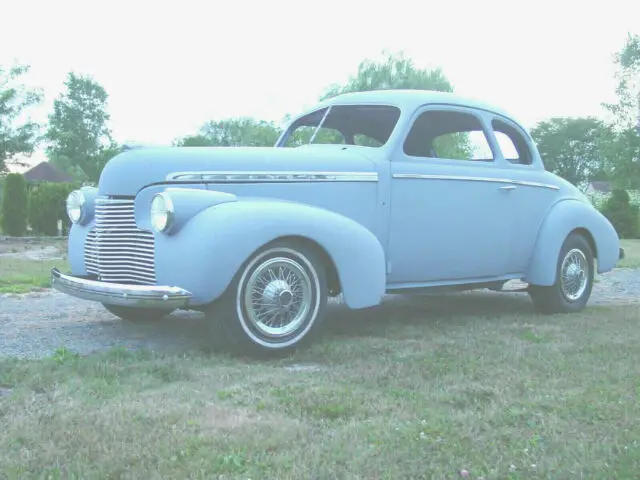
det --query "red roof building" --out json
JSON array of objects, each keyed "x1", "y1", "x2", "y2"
[{"x1": 22, "y1": 162, "x2": 73, "y2": 183}]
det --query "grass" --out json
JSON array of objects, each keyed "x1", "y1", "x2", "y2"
[
  {"x1": 0, "y1": 257, "x2": 69, "y2": 294},
  {"x1": 619, "y1": 239, "x2": 640, "y2": 269},
  {"x1": 2, "y1": 298, "x2": 640, "y2": 478}
]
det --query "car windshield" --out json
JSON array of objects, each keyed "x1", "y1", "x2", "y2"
[{"x1": 278, "y1": 104, "x2": 401, "y2": 148}]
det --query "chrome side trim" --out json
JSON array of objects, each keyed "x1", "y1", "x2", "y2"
[
  {"x1": 165, "y1": 171, "x2": 379, "y2": 183},
  {"x1": 392, "y1": 173, "x2": 560, "y2": 190},
  {"x1": 51, "y1": 268, "x2": 192, "y2": 309},
  {"x1": 512, "y1": 179, "x2": 561, "y2": 190}
]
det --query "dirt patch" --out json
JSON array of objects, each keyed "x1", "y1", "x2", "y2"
[
  {"x1": 0, "y1": 237, "x2": 66, "y2": 260},
  {"x1": 202, "y1": 404, "x2": 296, "y2": 432}
]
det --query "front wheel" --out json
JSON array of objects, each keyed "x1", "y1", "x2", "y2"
[
  {"x1": 206, "y1": 241, "x2": 328, "y2": 356},
  {"x1": 529, "y1": 232, "x2": 594, "y2": 314}
]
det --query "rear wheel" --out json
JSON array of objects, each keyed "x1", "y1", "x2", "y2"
[
  {"x1": 206, "y1": 241, "x2": 328, "y2": 356},
  {"x1": 529, "y1": 232, "x2": 594, "y2": 314},
  {"x1": 102, "y1": 304, "x2": 173, "y2": 323}
]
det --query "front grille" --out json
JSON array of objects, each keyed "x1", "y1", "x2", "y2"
[{"x1": 84, "y1": 196, "x2": 156, "y2": 285}]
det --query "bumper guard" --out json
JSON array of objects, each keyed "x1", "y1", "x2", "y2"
[{"x1": 50, "y1": 268, "x2": 192, "y2": 309}]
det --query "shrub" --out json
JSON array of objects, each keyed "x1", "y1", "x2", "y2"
[
  {"x1": 600, "y1": 188, "x2": 640, "y2": 239},
  {"x1": 28, "y1": 182, "x2": 79, "y2": 236},
  {"x1": 1, "y1": 173, "x2": 28, "y2": 236}
]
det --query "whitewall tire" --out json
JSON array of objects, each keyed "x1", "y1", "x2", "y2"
[
  {"x1": 529, "y1": 232, "x2": 595, "y2": 314},
  {"x1": 207, "y1": 240, "x2": 328, "y2": 356}
]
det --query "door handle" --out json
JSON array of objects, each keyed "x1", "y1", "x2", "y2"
[{"x1": 500, "y1": 185, "x2": 517, "y2": 191}]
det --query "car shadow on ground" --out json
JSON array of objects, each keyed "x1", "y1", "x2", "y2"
[
  {"x1": 323, "y1": 291, "x2": 535, "y2": 337},
  {"x1": 106, "y1": 291, "x2": 537, "y2": 354}
]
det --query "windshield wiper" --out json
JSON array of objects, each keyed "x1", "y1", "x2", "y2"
[{"x1": 308, "y1": 106, "x2": 332, "y2": 144}]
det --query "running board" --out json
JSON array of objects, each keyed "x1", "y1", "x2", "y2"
[{"x1": 488, "y1": 279, "x2": 530, "y2": 293}]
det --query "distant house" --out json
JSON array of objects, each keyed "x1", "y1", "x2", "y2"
[
  {"x1": 585, "y1": 180, "x2": 640, "y2": 209},
  {"x1": 585, "y1": 181, "x2": 611, "y2": 195},
  {"x1": 22, "y1": 161, "x2": 73, "y2": 184}
]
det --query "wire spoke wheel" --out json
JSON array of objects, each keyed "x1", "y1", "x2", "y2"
[
  {"x1": 230, "y1": 245, "x2": 327, "y2": 351},
  {"x1": 243, "y1": 257, "x2": 313, "y2": 338},
  {"x1": 528, "y1": 233, "x2": 594, "y2": 314},
  {"x1": 559, "y1": 248, "x2": 589, "y2": 301}
]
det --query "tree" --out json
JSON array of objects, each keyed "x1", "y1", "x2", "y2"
[
  {"x1": 602, "y1": 33, "x2": 640, "y2": 189},
  {"x1": 46, "y1": 72, "x2": 118, "y2": 183},
  {"x1": 604, "y1": 33, "x2": 640, "y2": 129},
  {"x1": 314, "y1": 51, "x2": 459, "y2": 150},
  {"x1": 0, "y1": 64, "x2": 43, "y2": 173},
  {"x1": 530, "y1": 117, "x2": 608, "y2": 189},
  {"x1": 599, "y1": 124, "x2": 640, "y2": 189},
  {"x1": 600, "y1": 188, "x2": 640, "y2": 238},
  {"x1": 28, "y1": 181, "x2": 78, "y2": 236},
  {"x1": 176, "y1": 118, "x2": 281, "y2": 148},
  {"x1": 1, "y1": 173, "x2": 28, "y2": 236},
  {"x1": 176, "y1": 52, "x2": 455, "y2": 150},
  {"x1": 320, "y1": 51, "x2": 453, "y2": 100}
]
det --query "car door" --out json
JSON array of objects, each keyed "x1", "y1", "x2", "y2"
[
  {"x1": 386, "y1": 104, "x2": 517, "y2": 285},
  {"x1": 487, "y1": 114, "x2": 561, "y2": 273}
]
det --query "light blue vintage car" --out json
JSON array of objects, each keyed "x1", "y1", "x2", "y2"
[{"x1": 52, "y1": 89, "x2": 624, "y2": 354}]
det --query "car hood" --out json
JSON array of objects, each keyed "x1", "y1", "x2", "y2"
[{"x1": 98, "y1": 145, "x2": 379, "y2": 196}]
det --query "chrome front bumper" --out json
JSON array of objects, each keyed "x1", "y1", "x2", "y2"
[{"x1": 50, "y1": 268, "x2": 192, "y2": 309}]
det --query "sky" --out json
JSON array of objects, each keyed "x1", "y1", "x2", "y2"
[{"x1": 1, "y1": 0, "x2": 639, "y2": 166}]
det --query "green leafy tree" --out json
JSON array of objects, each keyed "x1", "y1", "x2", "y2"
[
  {"x1": 0, "y1": 64, "x2": 43, "y2": 173},
  {"x1": 600, "y1": 188, "x2": 640, "y2": 238},
  {"x1": 602, "y1": 33, "x2": 640, "y2": 189},
  {"x1": 320, "y1": 51, "x2": 453, "y2": 100},
  {"x1": 176, "y1": 118, "x2": 281, "y2": 147},
  {"x1": 46, "y1": 72, "x2": 118, "y2": 183},
  {"x1": 177, "y1": 52, "x2": 457, "y2": 151},
  {"x1": 604, "y1": 34, "x2": 640, "y2": 129},
  {"x1": 1, "y1": 173, "x2": 28, "y2": 236},
  {"x1": 177, "y1": 135, "x2": 214, "y2": 147},
  {"x1": 28, "y1": 181, "x2": 78, "y2": 235},
  {"x1": 316, "y1": 52, "x2": 464, "y2": 154},
  {"x1": 530, "y1": 117, "x2": 608, "y2": 189}
]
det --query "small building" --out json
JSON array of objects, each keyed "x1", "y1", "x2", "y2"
[
  {"x1": 585, "y1": 181, "x2": 611, "y2": 196},
  {"x1": 22, "y1": 161, "x2": 73, "y2": 184}
]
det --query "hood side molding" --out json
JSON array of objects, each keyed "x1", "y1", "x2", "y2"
[{"x1": 165, "y1": 171, "x2": 379, "y2": 183}]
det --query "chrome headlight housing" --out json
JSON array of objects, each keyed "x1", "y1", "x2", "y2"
[
  {"x1": 150, "y1": 192, "x2": 175, "y2": 233},
  {"x1": 66, "y1": 190, "x2": 86, "y2": 224}
]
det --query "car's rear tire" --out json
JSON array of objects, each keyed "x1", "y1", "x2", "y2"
[
  {"x1": 205, "y1": 240, "x2": 328, "y2": 357},
  {"x1": 102, "y1": 304, "x2": 173, "y2": 323},
  {"x1": 529, "y1": 232, "x2": 594, "y2": 314}
]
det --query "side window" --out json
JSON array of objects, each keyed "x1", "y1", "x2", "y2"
[
  {"x1": 353, "y1": 134, "x2": 383, "y2": 148},
  {"x1": 403, "y1": 110, "x2": 494, "y2": 162},
  {"x1": 491, "y1": 119, "x2": 533, "y2": 165},
  {"x1": 285, "y1": 126, "x2": 344, "y2": 147}
]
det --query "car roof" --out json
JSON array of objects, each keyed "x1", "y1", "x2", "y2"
[{"x1": 316, "y1": 89, "x2": 521, "y2": 125}]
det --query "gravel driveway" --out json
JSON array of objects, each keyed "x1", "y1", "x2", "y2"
[{"x1": 1, "y1": 269, "x2": 639, "y2": 359}]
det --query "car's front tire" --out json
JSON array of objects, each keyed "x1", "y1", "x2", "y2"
[
  {"x1": 529, "y1": 232, "x2": 594, "y2": 314},
  {"x1": 206, "y1": 240, "x2": 328, "y2": 356},
  {"x1": 102, "y1": 304, "x2": 173, "y2": 323}
]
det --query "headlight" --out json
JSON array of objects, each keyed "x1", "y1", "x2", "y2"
[
  {"x1": 150, "y1": 192, "x2": 175, "y2": 233},
  {"x1": 66, "y1": 190, "x2": 86, "y2": 224}
]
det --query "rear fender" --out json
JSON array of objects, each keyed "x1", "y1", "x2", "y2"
[{"x1": 525, "y1": 199, "x2": 620, "y2": 285}]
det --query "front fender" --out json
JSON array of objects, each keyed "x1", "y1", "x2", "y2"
[
  {"x1": 67, "y1": 221, "x2": 94, "y2": 275},
  {"x1": 525, "y1": 199, "x2": 620, "y2": 286},
  {"x1": 153, "y1": 199, "x2": 386, "y2": 309},
  {"x1": 133, "y1": 184, "x2": 235, "y2": 232}
]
